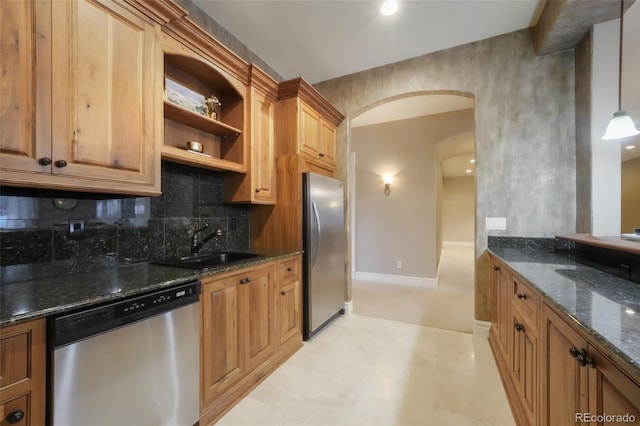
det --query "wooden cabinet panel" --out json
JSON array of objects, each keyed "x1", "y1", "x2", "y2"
[
  {"x1": 512, "y1": 276, "x2": 538, "y2": 324},
  {"x1": 320, "y1": 119, "x2": 336, "y2": 165},
  {"x1": 588, "y1": 346, "x2": 640, "y2": 423},
  {"x1": 0, "y1": 0, "x2": 51, "y2": 174},
  {"x1": 490, "y1": 257, "x2": 511, "y2": 361},
  {"x1": 509, "y1": 310, "x2": 537, "y2": 425},
  {"x1": 278, "y1": 256, "x2": 300, "y2": 285},
  {"x1": 201, "y1": 278, "x2": 243, "y2": 402},
  {"x1": 240, "y1": 265, "x2": 276, "y2": 372},
  {"x1": 0, "y1": 319, "x2": 46, "y2": 426},
  {"x1": 251, "y1": 89, "x2": 276, "y2": 203},
  {"x1": 278, "y1": 279, "x2": 301, "y2": 345},
  {"x1": 52, "y1": 0, "x2": 160, "y2": 186},
  {"x1": 540, "y1": 304, "x2": 590, "y2": 426},
  {"x1": 299, "y1": 102, "x2": 321, "y2": 159}
]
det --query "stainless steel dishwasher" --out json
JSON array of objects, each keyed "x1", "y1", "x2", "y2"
[{"x1": 48, "y1": 281, "x2": 201, "y2": 426}]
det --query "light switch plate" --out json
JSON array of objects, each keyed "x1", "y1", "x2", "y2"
[{"x1": 486, "y1": 217, "x2": 507, "y2": 230}]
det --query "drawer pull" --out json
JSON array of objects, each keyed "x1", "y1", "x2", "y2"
[
  {"x1": 514, "y1": 322, "x2": 524, "y2": 332},
  {"x1": 6, "y1": 410, "x2": 25, "y2": 424},
  {"x1": 493, "y1": 265, "x2": 500, "y2": 271},
  {"x1": 569, "y1": 346, "x2": 580, "y2": 358},
  {"x1": 239, "y1": 278, "x2": 252, "y2": 284},
  {"x1": 255, "y1": 188, "x2": 261, "y2": 193},
  {"x1": 287, "y1": 267, "x2": 293, "y2": 272},
  {"x1": 319, "y1": 153, "x2": 325, "y2": 158},
  {"x1": 576, "y1": 351, "x2": 595, "y2": 368},
  {"x1": 516, "y1": 293, "x2": 527, "y2": 300},
  {"x1": 55, "y1": 159, "x2": 68, "y2": 168},
  {"x1": 38, "y1": 157, "x2": 52, "y2": 165},
  {"x1": 281, "y1": 291, "x2": 286, "y2": 296}
]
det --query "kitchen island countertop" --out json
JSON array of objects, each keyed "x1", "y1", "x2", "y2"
[
  {"x1": 489, "y1": 247, "x2": 640, "y2": 380},
  {"x1": 0, "y1": 249, "x2": 301, "y2": 327}
]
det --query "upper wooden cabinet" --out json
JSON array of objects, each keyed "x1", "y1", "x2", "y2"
[
  {"x1": 275, "y1": 78, "x2": 344, "y2": 176},
  {"x1": 161, "y1": 33, "x2": 247, "y2": 173},
  {"x1": 224, "y1": 65, "x2": 277, "y2": 204},
  {"x1": 0, "y1": 0, "x2": 162, "y2": 196}
]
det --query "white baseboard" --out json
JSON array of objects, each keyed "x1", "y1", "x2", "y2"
[
  {"x1": 354, "y1": 272, "x2": 437, "y2": 288},
  {"x1": 343, "y1": 300, "x2": 353, "y2": 315},
  {"x1": 473, "y1": 320, "x2": 491, "y2": 338},
  {"x1": 443, "y1": 241, "x2": 474, "y2": 247}
]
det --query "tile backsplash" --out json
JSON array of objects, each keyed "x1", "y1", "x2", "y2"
[{"x1": 0, "y1": 161, "x2": 249, "y2": 278}]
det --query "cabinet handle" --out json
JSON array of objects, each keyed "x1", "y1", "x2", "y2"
[
  {"x1": 319, "y1": 153, "x2": 325, "y2": 158},
  {"x1": 493, "y1": 265, "x2": 500, "y2": 271},
  {"x1": 6, "y1": 410, "x2": 25, "y2": 424},
  {"x1": 281, "y1": 291, "x2": 286, "y2": 296},
  {"x1": 514, "y1": 322, "x2": 524, "y2": 332},
  {"x1": 38, "y1": 157, "x2": 52, "y2": 165},
  {"x1": 517, "y1": 293, "x2": 527, "y2": 300},
  {"x1": 569, "y1": 346, "x2": 580, "y2": 358},
  {"x1": 287, "y1": 267, "x2": 293, "y2": 272},
  {"x1": 255, "y1": 188, "x2": 261, "y2": 193},
  {"x1": 55, "y1": 159, "x2": 68, "y2": 168},
  {"x1": 239, "y1": 277, "x2": 252, "y2": 284},
  {"x1": 575, "y1": 349, "x2": 595, "y2": 368}
]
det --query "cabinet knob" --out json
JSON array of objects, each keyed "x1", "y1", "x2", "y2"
[
  {"x1": 55, "y1": 159, "x2": 68, "y2": 168},
  {"x1": 517, "y1": 293, "x2": 527, "y2": 300},
  {"x1": 287, "y1": 267, "x2": 293, "y2": 272},
  {"x1": 514, "y1": 322, "x2": 524, "y2": 332},
  {"x1": 38, "y1": 157, "x2": 52, "y2": 165},
  {"x1": 255, "y1": 188, "x2": 261, "y2": 193},
  {"x1": 318, "y1": 153, "x2": 325, "y2": 158},
  {"x1": 6, "y1": 410, "x2": 25, "y2": 424},
  {"x1": 281, "y1": 290, "x2": 286, "y2": 296},
  {"x1": 239, "y1": 277, "x2": 252, "y2": 284},
  {"x1": 493, "y1": 265, "x2": 500, "y2": 271},
  {"x1": 569, "y1": 346, "x2": 580, "y2": 358},
  {"x1": 572, "y1": 348, "x2": 595, "y2": 368}
]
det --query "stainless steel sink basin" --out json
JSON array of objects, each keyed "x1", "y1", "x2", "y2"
[{"x1": 153, "y1": 252, "x2": 261, "y2": 269}]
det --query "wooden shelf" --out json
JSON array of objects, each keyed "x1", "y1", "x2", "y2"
[
  {"x1": 164, "y1": 101, "x2": 242, "y2": 138},
  {"x1": 161, "y1": 145, "x2": 247, "y2": 173}
]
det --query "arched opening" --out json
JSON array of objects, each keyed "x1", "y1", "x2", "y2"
[{"x1": 348, "y1": 92, "x2": 476, "y2": 333}]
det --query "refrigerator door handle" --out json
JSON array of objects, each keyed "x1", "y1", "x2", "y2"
[{"x1": 311, "y1": 201, "x2": 321, "y2": 268}]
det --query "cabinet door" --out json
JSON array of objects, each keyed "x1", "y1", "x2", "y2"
[
  {"x1": 299, "y1": 101, "x2": 321, "y2": 159},
  {"x1": 0, "y1": 0, "x2": 51, "y2": 174},
  {"x1": 201, "y1": 278, "x2": 244, "y2": 403},
  {"x1": 540, "y1": 304, "x2": 589, "y2": 426},
  {"x1": 510, "y1": 311, "x2": 537, "y2": 425},
  {"x1": 51, "y1": 0, "x2": 160, "y2": 188},
  {"x1": 319, "y1": 119, "x2": 336, "y2": 166},
  {"x1": 278, "y1": 279, "x2": 301, "y2": 345},
  {"x1": 490, "y1": 258, "x2": 511, "y2": 361},
  {"x1": 252, "y1": 89, "x2": 276, "y2": 202},
  {"x1": 239, "y1": 265, "x2": 276, "y2": 372},
  {"x1": 587, "y1": 346, "x2": 640, "y2": 423}
]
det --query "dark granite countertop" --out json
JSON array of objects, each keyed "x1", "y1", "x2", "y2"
[
  {"x1": 0, "y1": 249, "x2": 301, "y2": 327},
  {"x1": 489, "y1": 247, "x2": 640, "y2": 380}
]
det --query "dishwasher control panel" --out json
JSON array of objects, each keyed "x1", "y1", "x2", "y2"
[{"x1": 49, "y1": 281, "x2": 200, "y2": 349}]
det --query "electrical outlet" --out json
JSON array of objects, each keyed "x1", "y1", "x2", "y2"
[{"x1": 396, "y1": 260, "x2": 402, "y2": 269}]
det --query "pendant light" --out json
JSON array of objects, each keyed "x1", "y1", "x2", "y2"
[{"x1": 602, "y1": 0, "x2": 640, "y2": 140}]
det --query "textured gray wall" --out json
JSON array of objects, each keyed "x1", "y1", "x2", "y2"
[{"x1": 315, "y1": 30, "x2": 576, "y2": 321}]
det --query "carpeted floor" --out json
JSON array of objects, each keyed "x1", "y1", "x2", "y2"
[{"x1": 352, "y1": 243, "x2": 475, "y2": 333}]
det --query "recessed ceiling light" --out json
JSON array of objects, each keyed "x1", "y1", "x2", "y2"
[
  {"x1": 470, "y1": 159, "x2": 476, "y2": 163},
  {"x1": 465, "y1": 169, "x2": 472, "y2": 174},
  {"x1": 380, "y1": 0, "x2": 398, "y2": 16},
  {"x1": 625, "y1": 145, "x2": 636, "y2": 150}
]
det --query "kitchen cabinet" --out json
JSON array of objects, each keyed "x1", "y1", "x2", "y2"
[
  {"x1": 161, "y1": 33, "x2": 247, "y2": 173},
  {"x1": 277, "y1": 256, "x2": 302, "y2": 345},
  {"x1": 0, "y1": 0, "x2": 162, "y2": 196},
  {"x1": 490, "y1": 256, "x2": 511, "y2": 361},
  {"x1": 275, "y1": 77, "x2": 344, "y2": 177},
  {"x1": 0, "y1": 319, "x2": 46, "y2": 426},
  {"x1": 509, "y1": 309, "x2": 537, "y2": 425},
  {"x1": 224, "y1": 65, "x2": 277, "y2": 204},
  {"x1": 200, "y1": 255, "x2": 302, "y2": 425}
]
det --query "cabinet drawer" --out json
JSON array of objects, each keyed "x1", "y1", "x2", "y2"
[
  {"x1": 0, "y1": 393, "x2": 29, "y2": 426},
  {"x1": 512, "y1": 277, "x2": 538, "y2": 325},
  {"x1": 278, "y1": 257, "x2": 300, "y2": 285},
  {"x1": 0, "y1": 330, "x2": 29, "y2": 390}
]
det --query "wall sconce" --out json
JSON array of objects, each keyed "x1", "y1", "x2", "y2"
[{"x1": 382, "y1": 174, "x2": 393, "y2": 196}]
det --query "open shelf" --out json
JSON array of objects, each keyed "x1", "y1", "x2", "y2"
[
  {"x1": 164, "y1": 102, "x2": 242, "y2": 139},
  {"x1": 161, "y1": 145, "x2": 247, "y2": 173}
]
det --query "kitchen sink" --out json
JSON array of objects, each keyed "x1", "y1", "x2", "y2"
[{"x1": 152, "y1": 252, "x2": 261, "y2": 269}]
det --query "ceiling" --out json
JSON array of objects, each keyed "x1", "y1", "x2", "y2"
[{"x1": 194, "y1": 0, "x2": 545, "y2": 84}]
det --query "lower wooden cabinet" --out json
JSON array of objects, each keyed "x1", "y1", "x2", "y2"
[
  {"x1": 0, "y1": 319, "x2": 46, "y2": 426},
  {"x1": 200, "y1": 255, "x2": 302, "y2": 425},
  {"x1": 490, "y1": 253, "x2": 640, "y2": 426}
]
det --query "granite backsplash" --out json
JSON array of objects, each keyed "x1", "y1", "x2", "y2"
[{"x1": 0, "y1": 161, "x2": 250, "y2": 282}]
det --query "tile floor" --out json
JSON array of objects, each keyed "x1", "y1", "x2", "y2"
[{"x1": 218, "y1": 314, "x2": 515, "y2": 426}]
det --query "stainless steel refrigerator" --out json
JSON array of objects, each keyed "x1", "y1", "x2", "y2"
[{"x1": 302, "y1": 172, "x2": 345, "y2": 340}]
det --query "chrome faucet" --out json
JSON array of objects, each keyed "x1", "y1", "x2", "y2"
[{"x1": 190, "y1": 224, "x2": 224, "y2": 255}]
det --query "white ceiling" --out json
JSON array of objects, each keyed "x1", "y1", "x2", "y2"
[{"x1": 194, "y1": 0, "x2": 545, "y2": 84}]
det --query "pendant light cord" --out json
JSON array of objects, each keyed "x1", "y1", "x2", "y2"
[{"x1": 618, "y1": 0, "x2": 624, "y2": 111}]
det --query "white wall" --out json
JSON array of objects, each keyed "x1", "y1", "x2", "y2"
[
  {"x1": 442, "y1": 176, "x2": 475, "y2": 243},
  {"x1": 351, "y1": 109, "x2": 474, "y2": 281}
]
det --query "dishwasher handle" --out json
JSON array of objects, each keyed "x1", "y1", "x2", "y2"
[{"x1": 49, "y1": 281, "x2": 200, "y2": 349}]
